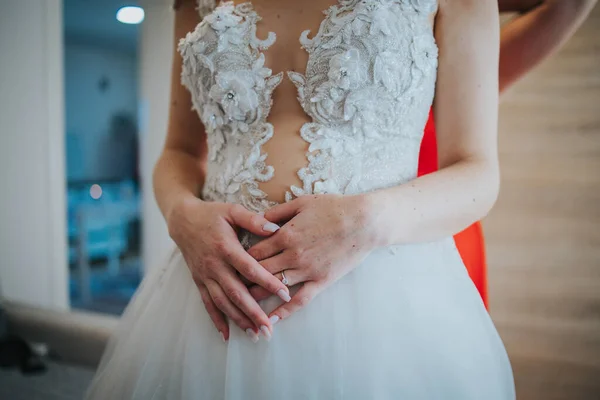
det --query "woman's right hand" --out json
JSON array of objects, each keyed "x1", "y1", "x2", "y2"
[{"x1": 167, "y1": 195, "x2": 291, "y2": 342}]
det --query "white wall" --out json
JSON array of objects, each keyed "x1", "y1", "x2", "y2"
[
  {"x1": 65, "y1": 41, "x2": 138, "y2": 181},
  {"x1": 138, "y1": 1, "x2": 175, "y2": 272},
  {"x1": 0, "y1": 0, "x2": 68, "y2": 309}
]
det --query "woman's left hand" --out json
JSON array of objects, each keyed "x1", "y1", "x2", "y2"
[{"x1": 246, "y1": 194, "x2": 380, "y2": 322}]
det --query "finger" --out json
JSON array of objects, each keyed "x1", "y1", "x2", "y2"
[
  {"x1": 263, "y1": 198, "x2": 303, "y2": 224},
  {"x1": 228, "y1": 204, "x2": 280, "y2": 236},
  {"x1": 239, "y1": 273, "x2": 253, "y2": 287},
  {"x1": 225, "y1": 246, "x2": 291, "y2": 303},
  {"x1": 275, "y1": 269, "x2": 305, "y2": 287},
  {"x1": 259, "y1": 252, "x2": 291, "y2": 275},
  {"x1": 216, "y1": 272, "x2": 278, "y2": 341},
  {"x1": 249, "y1": 269, "x2": 306, "y2": 302},
  {"x1": 249, "y1": 285, "x2": 272, "y2": 302},
  {"x1": 269, "y1": 282, "x2": 322, "y2": 323},
  {"x1": 247, "y1": 235, "x2": 285, "y2": 261},
  {"x1": 204, "y1": 279, "x2": 261, "y2": 343},
  {"x1": 197, "y1": 283, "x2": 229, "y2": 341}
]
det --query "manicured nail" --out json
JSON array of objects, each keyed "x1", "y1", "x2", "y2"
[
  {"x1": 258, "y1": 211, "x2": 265, "y2": 216},
  {"x1": 269, "y1": 315, "x2": 280, "y2": 325},
  {"x1": 263, "y1": 222, "x2": 280, "y2": 232},
  {"x1": 245, "y1": 328, "x2": 259, "y2": 343},
  {"x1": 220, "y1": 331, "x2": 226, "y2": 343},
  {"x1": 260, "y1": 325, "x2": 272, "y2": 341},
  {"x1": 277, "y1": 289, "x2": 291, "y2": 302}
]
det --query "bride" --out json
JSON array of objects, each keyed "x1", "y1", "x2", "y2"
[{"x1": 86, "y1": 0, "x2": 515, "y2": 398}]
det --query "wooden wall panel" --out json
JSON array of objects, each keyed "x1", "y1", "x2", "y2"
[{"x1": 486, "y1": 5, "x2": 600, "y2": 399}]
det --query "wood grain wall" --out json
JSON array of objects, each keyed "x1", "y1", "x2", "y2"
[{"x1": 486, "y1": 5, "x2": 600, "y2": 400}]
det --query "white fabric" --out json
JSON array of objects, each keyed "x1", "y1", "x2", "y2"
[
  {"x1": 179, "y1": 0, "x2": 438, "y2": 213},
  {"x1": 85, "y1": 1, "x2": 516, "y2": 399}
]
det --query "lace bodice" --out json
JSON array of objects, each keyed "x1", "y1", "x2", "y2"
[{"x1": 179, "y1": 0, "x2": 438, "y2": 213}]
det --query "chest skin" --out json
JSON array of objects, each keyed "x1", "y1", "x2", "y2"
[
  {"x1": 241, "y1": 0, "x2": 344, "y2": 202},
  {"x1": 250, "y1": 0, "x2": 435, "y2": 74},
  {"x1": 249, "y1": 0, "x2": 338, "y2": 74},
  {"x1": 181, "y1": 0, "x2": 439, "y2": 207},
  {"x1": 248, "y1": 0, "x2": 437, "y2": 202},
  {"x1": 220, "y1": 1, "x2": 434, "y2": 202}
]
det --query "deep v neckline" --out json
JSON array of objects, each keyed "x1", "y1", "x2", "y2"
[
  {"x1": 182, "y1": 0, "x2": 440, "y2": 209},
  {"x1": 218, "y1": 0, "x2": 347, "y2": 78},
  {"x1": 197, "y1": 0, "x2": 379, "y2": 205}
]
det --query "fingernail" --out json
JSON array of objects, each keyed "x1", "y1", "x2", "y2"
[
  {"x1": 269, "y1": 315, "x2": 280, "y2": 325},
  {"x1": 277, "y1": 289, "x2": 291, "y2": 302},
  {"x1": 258, "y1": 211, "x2": 265, "y2": 216},
  {"x1": 245, "y1": 328, "x2": 259, "y2": 343},
  {"x1": 220, "y1": 331, "x2": 226, "y2": 343},
  {"x1": 260, "y1": 325, "x2": 272, "y2": 341},
  {"x1": 263, "y1": 222, "x2": 280, "y2": 232}
]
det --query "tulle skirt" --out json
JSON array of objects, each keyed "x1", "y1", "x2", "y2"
[{"x1": 85, "y1": 237, "x2": 515, "y2": 399}]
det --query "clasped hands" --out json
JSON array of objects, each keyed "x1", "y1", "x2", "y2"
[{"x1": 170, "y1": 193, "x2": 379, "y2": 343}]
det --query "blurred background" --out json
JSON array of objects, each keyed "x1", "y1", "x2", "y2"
[
  {"x1": 63, "y1": 0, "x2": 142, "y2": 315},
  {"x1": 0, "y1": 0, "x2": 598, "y2": 399}
]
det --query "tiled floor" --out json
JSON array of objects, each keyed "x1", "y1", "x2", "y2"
[{"x1": 0, "y1": 361, "x2": 94, "y2": 400}]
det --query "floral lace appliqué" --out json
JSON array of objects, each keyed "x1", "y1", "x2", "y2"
[{"x1": 180, "y1": 0, "x2": 438, "y2": 212}]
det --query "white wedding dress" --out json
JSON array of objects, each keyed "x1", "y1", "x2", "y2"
[{"x1": 85, "y1": 1, "x2": 515, "y2": 399}]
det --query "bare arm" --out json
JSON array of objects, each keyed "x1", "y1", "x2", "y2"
[
  {"x1": 367, "y1": 0, "x2": 500, "y2": 245},
  {"x1": 154, "y1": 0, "x2": 290, "y2": 342},
  {"x1": 153, "y1": 1, "x2": 207, "y2": 223},
  {"x1": 498, "y1": 0, "x2": 597, "y2": 93},
  {"x1": 245, "y1": 0, "x2": 500, "y2": 319}
]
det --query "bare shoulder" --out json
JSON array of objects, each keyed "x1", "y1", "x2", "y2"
[
  {"x1": 435, "y1": 0, "x2": 499, "y2": 32},
  {"x1": 167, "y1": 0, "x2": 206, "y2": 155},
  {"x1": 437, "y1": 0, "x2": 498, "y2": 14},
  {"x1": 173, "y1": 0, "x2": 202, "y2": 41},
  {"x1": 433, "y1": 0, "x2": 499, "y2": 165}
]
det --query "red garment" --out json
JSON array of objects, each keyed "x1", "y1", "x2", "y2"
[{"x1": 417, "y1": 109, "x2": 489, "y2": 308}]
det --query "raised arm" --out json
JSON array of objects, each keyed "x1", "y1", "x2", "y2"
[{"x1": 498, "y1": 0, "x2": 597, "y2": 93}]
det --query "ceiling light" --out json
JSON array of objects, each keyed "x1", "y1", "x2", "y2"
[{"x1": 116, "y1": 6, "x2": 145, "y2": 25}]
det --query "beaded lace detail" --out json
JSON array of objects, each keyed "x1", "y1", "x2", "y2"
[{"x1": 179, "y1": 0, "x2": 438, "y2": 213}]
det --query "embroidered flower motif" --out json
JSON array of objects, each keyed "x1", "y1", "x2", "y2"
[
  {"x1": 209, "y1": 71, "x2": 259, "y2": 126},
  {"x1": 204, "y1": 2, "x2": 241, "y2": 31},
  {"x1": 410, "y1": 34, "x2": 438, "y2": 89},
  {"x1": 341, "y1": 0, "x2": 397, "y2": 42},
  {"x1": 368, "y1": 4, "x2": 396, "y2": 35},
  {"x1": 201, "y1": 102, "x2": 225, "y2": 132},
  {"x1": 327, "y1": 48, "x2": 366, "y2": 90},
  {"x1": 206, "y1": 126, "x2": 226, "y2": 163},
  {"x1": 309, "y1": 83, "x2": 346, "y2": 124},
  {"x1": 411, "y1": 34, "x2": 438, "y2": 72},
  {"x1": 313, "y1": 179, "x2": 339, "y2": 194},
  {"x1": 343, "y1": 87, "x2": 399, "y2": 137},
  {"x1": 203, "y1": 2, "x2": 245, "y2": 51},
  {"x1": 355, "y1": 0, "x2": 380, "y2": 13},
  {"x1": 339, "y1": 0, "x2": 363, "y2": 7},
  {"x1": 250, "y1": 53, "x2": 274, "y2": 90},
  {"x1": 346, "y1": 16, "x2": 368, "y2": 39},
  {"x1": 197, "y1": 0, "x2": 217, "y2": 18},
  {"x1": 374, "y1": 51, "x2": 411, "y2": 96},
  {"x1": 404, "y1": 0, "x2": 437, "y2": 14},
  {"x1": 182, "y1": 0, "x2": 438, "y2": 213}
]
